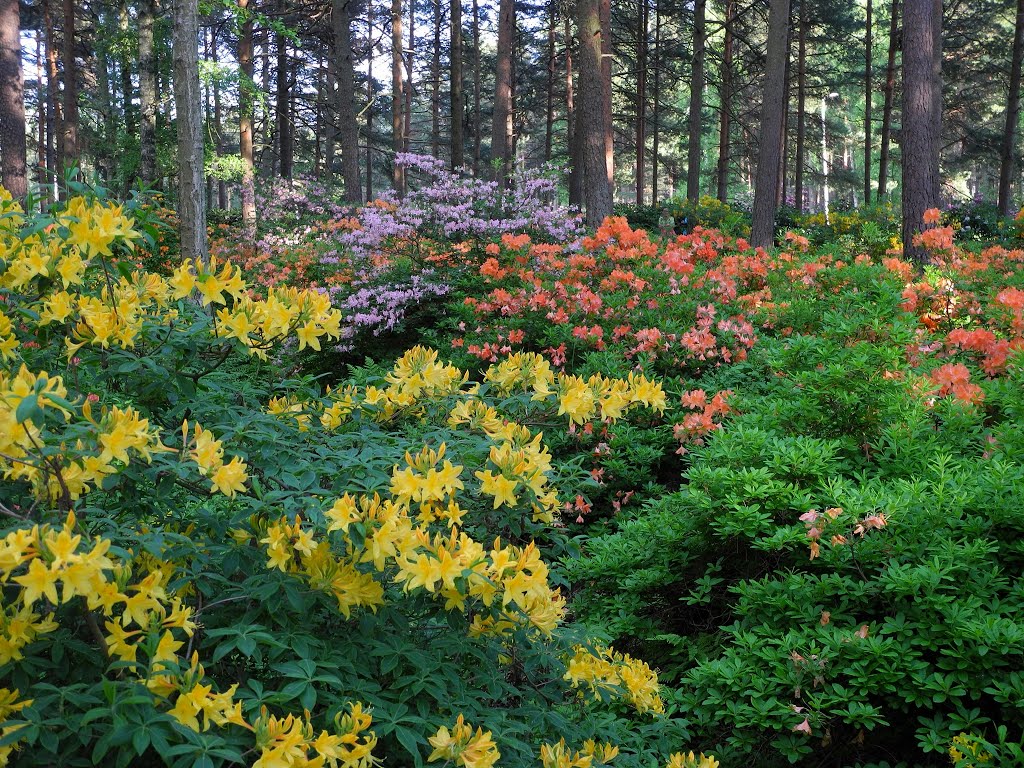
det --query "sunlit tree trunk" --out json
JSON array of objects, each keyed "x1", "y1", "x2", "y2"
[
  {"x1": 878, "y1": 0, "x2": 899, "y2": 199},
  {"x1": 62, "y1": 0, "x2": 78, "y2": 170},
  {"x1": 172, "y1": 0, "x2": 208, "y2": 265},
  {"x1": 392, "y1": 0, "x2": 405, "y2": 194},
  {"x1": 238, "y1": 0, "x2": 256, "y2": 240},
  {"x1": 139, "y1": 0, "x2": 157, "y2": 185},
  {"x1": 0, "y1": 0, "x2": 26, "y2": 199},
  {"x1": 635, "y1": 0, "x2": 647, "y2": 205},
  {"x1": 686, "y1": 0, "x2": 705, "y2": 202}
]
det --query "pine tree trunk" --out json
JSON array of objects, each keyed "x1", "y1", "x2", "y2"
[
  {"x1": 544, "y1": 0, "x2": 555, "y2": 164},
  {"x1": 651, "y1": 0, "x2": 659, "y2": 201},
  {"x1": 567, "y1": 14, "x2": 583, "y2": 207},
  {"x1": 36, "y1": 25, "x2": 45, "y2": 199},
  {"x1": 778, "y1": 30, "x2": 791, "y2": 208},
  {"x1": 751, "y1": 0, "x2": 791, "y2": 248},
  {"x1": 795, "y1": 2, "x2": 807, "y2": 212},
  {"x1": 333, "y1": 0, "x2": 363, "y2": 202},
  {"x1": 999, "y1": 0, "x2": 1024, "y2": 216},
  {"x1": 864, "y1": 0, "x2": 873, "y2": 205},
  {"x1": 239, "y1": 0, "x2": 256, "y2": 240},
  {"x1": 212, "y1": 29, "x2": 226, "y2": 209},
  {"x1": 878, "y1": 0, "x2": 899, "y2": 198},
  {"x1": 578, "y1": 0, "x2": 613, "y2": 226},
  {"x1": 172, "y1": 0, "x2": 208, "y2": 265},
  {"x1": 901, "y1": 0, "x2": 941, "y2": 262},
  {"x1": 119, "y1": 0, "x2": 135, "y2": 135},
  {"x1": 686, "y1": 0, "x2": 705, "y2": 202},
  {"x1": 451, "y1": 0, "x2": 464, "y2": 168},
  {"x1": 0, "y1": 0, "x2": 25, "y2": 199},
  {"x1": 635, "y1": 0, "x2": 647, "y2": 205},
  {"x1": 44, "y1": 0, "x2": 59, "y2": 194},
  {"x1": 405, "y1": 0, "x2": 413, "y2": 154},
  {"x1": 366, "y1": 8, "x2": 374, "y2": 199},
  {"x1": 652, "y1": 0, "x2": 660, "y2": 201},
  {"x1": 139, "y1": 0, "x2": 157, "y2": 185},
  {"x1": 472, "y1": 0, "x2": 481, "y2": 174},
  {"x1": 392, "y1": 0, "x2": 405, "y2": 193},
  {"x1": 600, "y1": 0, "x2": 612, "y2": 190},
  {"x1": 276, "y1": 0, "x2": 293, "y2": 180},
  {"x1": 491, "y1": 0, "x2": 515, "y2": 183},
  {"x1": 716, "y1": 0, "x2": 734, "y2": 202},
  {"x1": 61, "y1": 0, "x2": 78, "y2": 169},
  {"x1": 432, "y1": 0, "x2": 441, "y2": 157}
]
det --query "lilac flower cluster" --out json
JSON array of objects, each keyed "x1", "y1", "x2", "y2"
[
  {"x1": 256, "y1": 176, "x2": 351, "y2": 224},
  {"x1": 329, "y1": 271, "x2": 451, "y2": 352},
  {"x1": 336, "y1": 154, "x2": 584, "y2": 257}
]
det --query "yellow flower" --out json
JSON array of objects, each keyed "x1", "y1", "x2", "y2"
[
  {"x1": 475, "y1": 470, "x2": 518, "y2": 508},
  {"x1": 13, "y1": 558, "x2": 60, "y2": 607},
  {"x1": 210, "y1": 456, "x2": 248, "y2": 498}
]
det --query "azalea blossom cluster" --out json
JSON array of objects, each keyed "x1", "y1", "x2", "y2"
[
  {"x1": 459, "y1": 218, "x2": 759, "y2": 374},
  {"x1": 330, "y1": 271, "x2": 451, "y2": 352},
  {"x1": 563, "y1": 644, "x2": 665, "y2": 715},
  {"x1": 333, "y1": 154, "x2": 583, "y2": 259},
  {"x1": 0, "y1": 365, "x2": 169, "y2": 501}
]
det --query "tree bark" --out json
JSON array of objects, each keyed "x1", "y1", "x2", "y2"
[
  {"x1": 795, "y1": 2, "x2": 807, "y2": 212},
  {"x1": 600, "y1": 0, "x2": 613, "y2": 189},
  {"x1": 491, "y1": 0, "x2": 514, "y2": 182},
  {"x1": 139, "y1": 0, "x2": 157, "y2": 186},
  {"x1": 333, "y1": 0, "x2": 363, "y2": 202},
  {"x1": 636, "y1": 0, "x2": 647, "y2": 205},
  {"x1": 212, "y1": 27, "x2": 226, "y2": 209},
  {"x1": 778, "y1": 27, "x2": 791, "y2": 208},
  {"x1": 686, "y1": 0, "x2": 706, "y2": 202},
  {"x1": 0, "y1": 0, "x2": 25, "y2": 200},
  {"x1": 172, "y1": 0, "x2": 208, "y2": 265},
  {"x1": 392, "y1": 0, "x2": 405, "y2": 193},
  {"x1": 878, "y1": 0, "x2": 899, "y2": 199},
  {"x1": 36, "y1": 21, "x2": 44, "y2": 200},
  {"x1": 405, "y1": 0, "x2": 413, "y2": 153},
  {"x1": 999, "y1": 0, "x2": 1024, "y2": 217},
  {"x1": 118, "y1": 0, "x2": 135, "y2": 137},
  {"x1": 578, "y1": 0, "x2": 613, "y2": 226},
  {"x1": 901, "y1": 0, "x2": 941, "y2": 262},
  {"x1": 864, "y1": 0, "x2": 873, "y2": 205},
  {"x1": 652, "y1": 0, "x2": 660, "y2": 201},
  {"x1": 751, "y1": 0, "x2": 791, "y2": 248},
  {"x1": 472, "y1": 0, "x2": 481, "y2": 174},
  {"x1": 366, "y1": 7, "x2": 374, "y2": 199},
  {"x1": 567, "y1": 14, "x2": 583, "y2": 207},
  {"x1": 62, "y1": 0, "x2": 78, "y2": 170},
  {"x1": 451, "y1": 0, "x2": 464, "y2": 168},
  {"x1": 239, "y1": 0, "x2": 256, "y2": 240},
  {"x1": 432, "y1": 0, "x2": 442, "y2": 157},
  {"x1": 716, "y1": 0, "x2": 735, "y2": 202},
  {"x1": 276, "y1": 0, "x2": 293, "y2": 180},
  {"x1": 44, "y1": 0, "x2": 60, "y2": 193},
  {"x1": 544, "y1": 0, "x2": 556, "y2": 164}
]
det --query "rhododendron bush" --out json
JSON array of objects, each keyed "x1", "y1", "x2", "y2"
[{"x1": 0, "y1": 190, "x2": 701, "y2": 768}]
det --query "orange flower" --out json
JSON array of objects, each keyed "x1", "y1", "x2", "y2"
[{"x1": 923, "y1": 208, "x2": 941, "y2": 225}]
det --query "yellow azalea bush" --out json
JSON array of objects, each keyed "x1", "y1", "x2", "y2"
[{"x1": 0, "y1": 188, "x2": 712, "y2": 767}]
